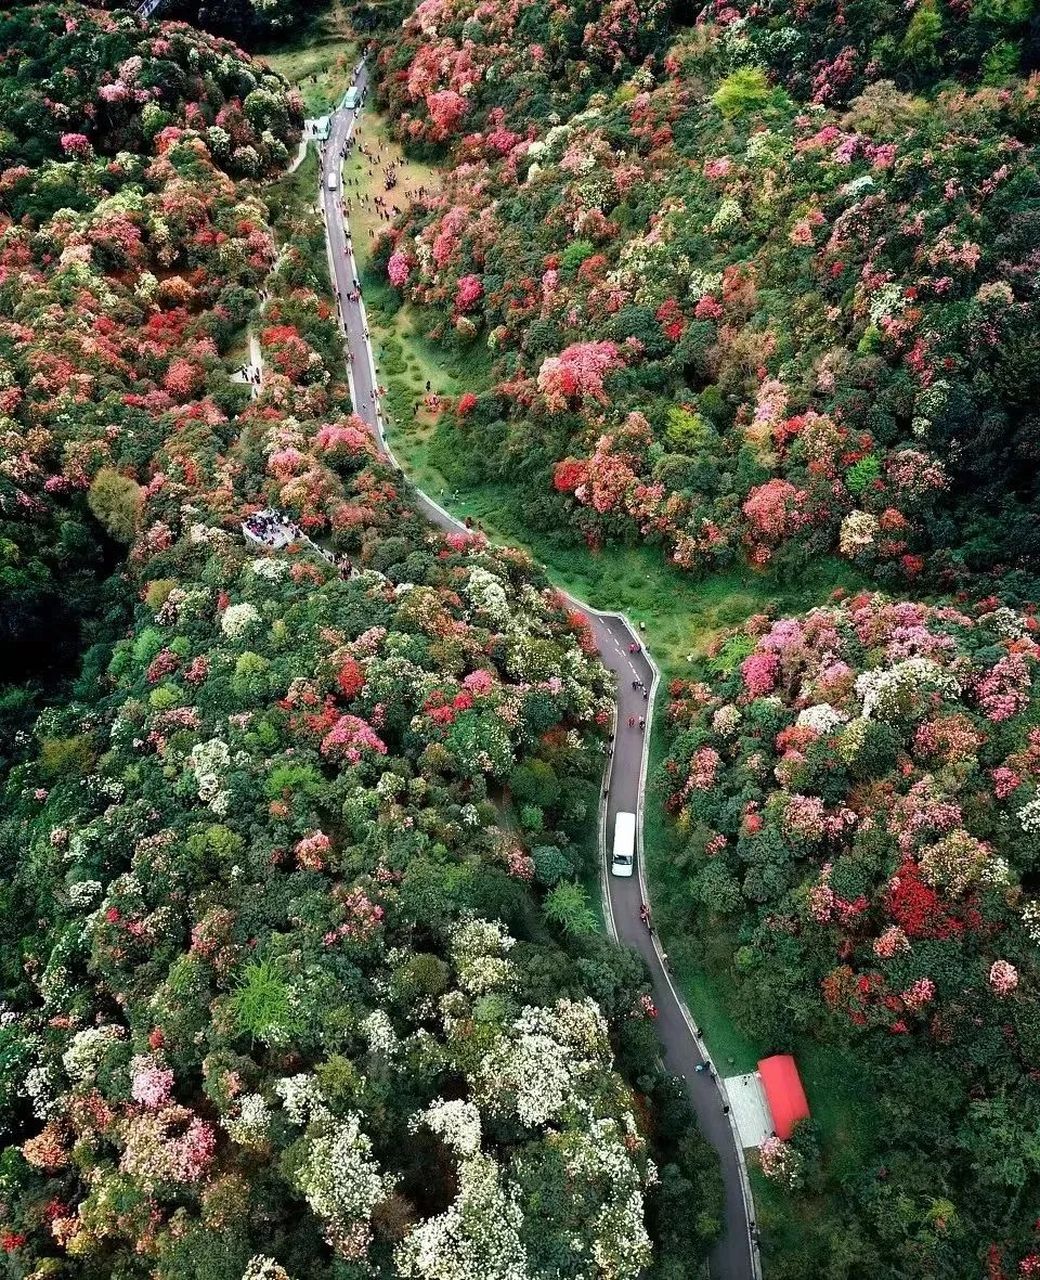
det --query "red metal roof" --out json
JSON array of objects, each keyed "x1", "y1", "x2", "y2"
[{"x1": 758, "y1": 1054, "x2": 810, "y2": 1141}]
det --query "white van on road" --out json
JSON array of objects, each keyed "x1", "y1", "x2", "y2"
[
  {"x1": 327, "y1": 170, "x2": 339, "y2": 191},
  {"x1": 611, "y1": 811, "x2": 636, "y2": 877}
]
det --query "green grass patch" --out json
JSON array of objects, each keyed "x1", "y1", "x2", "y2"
[
  {"x1": 377, "y1": 408, "x2": 863, "y2": 679},
  {"x1": 269, "y1": 146, "x2": 320, "y2": 227},
  {"x1": 262, "y1": 3, "x2": 357, "y2": 117},
  {"x1": 341, "y1": 113, "x2": 441, "y2": 274}
]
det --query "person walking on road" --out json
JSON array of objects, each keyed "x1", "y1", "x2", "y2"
[{"x1": 638, "y1": 718, "x2": 645, "y2": 732}]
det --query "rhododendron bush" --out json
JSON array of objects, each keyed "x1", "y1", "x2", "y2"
[
  {"x1": 364, "y1": 1, "x2": 1040, "y2": 593},
  {"x1": 663, "y1": 594, "x2": 1040, "y2": 1274}
]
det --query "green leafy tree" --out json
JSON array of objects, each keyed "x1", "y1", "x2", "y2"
[
  {"x1": 543, "y1": 881, "x2": 598, "y2": 936},
  {"x1": 87, "y1": 469, "x2": 144, "y2": 543}
]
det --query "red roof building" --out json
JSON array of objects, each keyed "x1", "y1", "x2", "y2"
[{"x1": 757, "y1": 1054, "x2": 810, "y2": 1141}]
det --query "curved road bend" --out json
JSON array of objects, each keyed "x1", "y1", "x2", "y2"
[{"x1": 317, "y1": 71, "x2": 758, "y2": 1280}]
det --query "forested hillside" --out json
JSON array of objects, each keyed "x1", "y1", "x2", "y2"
[
  {"x1": 350, "y1": 0, "x2": 1040, "y2": 1274},
  {"x1": 371, "y1": 0, "x2": 1040, "y2": 592},
  {"x1": 665, "y1": 595, "x2": 1040, "y2": 1275},
  {"x1": 0, "y1": 2, "x2": 303, "y2": 760},
  {"x1": 5, "y1": 0, "x2": 1040, "y2": 1271},
  {"x1": 0, "y1": 6, "x2": 721, "y2": 1277}
]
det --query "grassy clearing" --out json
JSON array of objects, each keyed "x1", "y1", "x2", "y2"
[
  {"x1": 262, "y1": 3, "x2": 357, "y2": 117},
  {"x1": 377, "y1": 419, "x2": 862, "y2": 679},
  {"x1": 269, "y1": 147, "x2": 319, "y2": 229},
  {"x1": 341, "y1": 116, "x2": 441, "y2": 274}
]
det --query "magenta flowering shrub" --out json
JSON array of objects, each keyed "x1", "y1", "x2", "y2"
[{"x1": 663, "y1": 592, "x2": 1040, "y2": 1273}]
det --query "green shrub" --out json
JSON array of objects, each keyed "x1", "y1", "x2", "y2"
[
  {"x1": 38, "y1": 734, "x2": 94, "y2": 781},
  {"x1": 87, "y1": 468, "x2": 144, "y2": 543}
]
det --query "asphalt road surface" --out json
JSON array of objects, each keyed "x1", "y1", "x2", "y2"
[{"x1": 318, "y1": 66, "x2": 758, "y2": 1280}]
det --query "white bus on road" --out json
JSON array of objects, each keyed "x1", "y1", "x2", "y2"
[{"x1": 611, "y1": 811, "x2": 636, "y2": 877}]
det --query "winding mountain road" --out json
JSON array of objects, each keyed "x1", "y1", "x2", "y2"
[{"x1": 317, "y1": 67, "x2": 759, "y2": 1280}]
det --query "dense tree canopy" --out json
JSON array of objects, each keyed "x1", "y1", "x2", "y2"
[
  {"x1": 367, "y1": 0, "x2": 1040, "y2": 595},
  {"x1": 0, "y1": 6, "x2": 722, "y2": 1276},
  {"x1": 663, "y1": 594, "x2": 1040, "y2": 1275}
]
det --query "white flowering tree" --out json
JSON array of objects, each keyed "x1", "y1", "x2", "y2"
[
  {"x1": 291, "y1": 1112, "x2": 394, "y2": 1260},
  {"x1": 396, "y1": 1149, "x2": 529, "y2": 1280}
]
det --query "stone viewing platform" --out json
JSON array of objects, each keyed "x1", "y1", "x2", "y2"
[{"x1": 241, "y1": 509, "x2": 299, "y2": 550}]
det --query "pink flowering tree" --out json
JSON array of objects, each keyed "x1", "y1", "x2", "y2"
[
  {"x1": 426, "y1": 89, "x2": 468, "y2": 139},
  {"x1": 320, "y1": 714, "x2": 388, "y2": 763},
  {"x1": 455, "y1": 274, "x2": 484, "y2": 313},
  {"x1": 537, "y1": 341, "x2": 623, "y2": 410},
  {"x1": 742, "y1": 479, "x2": 806, "y2": 543},
  {"x1": 387, "y1": 250, "x2": 411, "y2": 288}
]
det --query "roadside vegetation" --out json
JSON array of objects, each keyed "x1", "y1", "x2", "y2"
[{"x1": 262, "y1": 2, "x2": 356, "y2": 117}]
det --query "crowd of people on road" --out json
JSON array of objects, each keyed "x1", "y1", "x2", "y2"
[{"x1": 626, "y1": 636, "x2": 649, "y2": 731}]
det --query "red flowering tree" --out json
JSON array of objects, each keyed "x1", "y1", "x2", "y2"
[{"x1": 537, "y1": 341, "x2": 623, "y2": 410}]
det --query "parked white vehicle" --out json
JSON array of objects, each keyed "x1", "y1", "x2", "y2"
[
  {"x1": 611, "y1": 811, "x2": 636, "y2": 877},
  {"x1": 327, "y1": 170, "x2": 339, "y2": 191}
]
